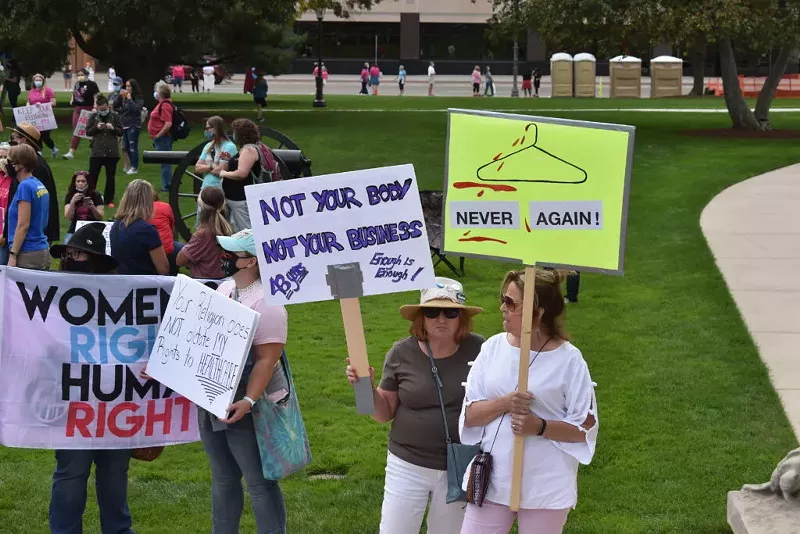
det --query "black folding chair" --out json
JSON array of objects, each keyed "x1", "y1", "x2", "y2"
[{"x1": 420, "y1": 190, "x2": 465, "y2": 277}]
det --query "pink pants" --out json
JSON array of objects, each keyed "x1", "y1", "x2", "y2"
[{"x1": 460, "y1": 501, "x2": 569, "y2": 534}]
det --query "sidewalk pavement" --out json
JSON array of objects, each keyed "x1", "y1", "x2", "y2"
[{"x1": 701, "y1": 164, "x2": 800, "y2": 441}]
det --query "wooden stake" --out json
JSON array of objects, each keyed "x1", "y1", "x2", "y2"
[
  {"x1": 510, "y1": 266, "x2": 536, "y2": 511},
  {"x1": 340, "y1": 297, "x2": 375, "y2": 414}
]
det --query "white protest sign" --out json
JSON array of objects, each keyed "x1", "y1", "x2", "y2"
[
  {"x1": 146, "y1": 275, "x2": 259, "y2": 419},
  {"x1": 75, "y1": 220, "x2": 113, "y2": 255},
  {"x1": 245, "y1": 164, "x2": 436, "y2": 305},
  {"x1": 13, "y1": 104, "x2": 57, "y2": 132},
  {"x1": 73, "y1": 110, "x2": 93, "y2": 139}
]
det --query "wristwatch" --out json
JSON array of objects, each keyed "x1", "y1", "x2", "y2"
[
  {"x1": 243, "y1": 396, "x2": 256, "y2": 408},
  {"x1": 9, "y1": 250, "x2": 17, "y2": 256}
]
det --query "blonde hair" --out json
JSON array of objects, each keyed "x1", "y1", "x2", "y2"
[
  {"x1": 501, "y1": 269, "x2": 571, "y2": 339},
  {"x1": 197, "y1": 187, "x2": 233, "y2": 237},
  {"x1": 8, "y1": 144, "x2": 38, "y2": 172},
  {"x1": 156, "y1": 82, "x2": 172, "y2": 99},
  {"x1": 116, "y1": 179, "x2": 155, "y2": 226}
]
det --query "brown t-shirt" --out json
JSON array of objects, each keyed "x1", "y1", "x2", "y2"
[
  {"x1": 181, "y1": 228, "x2": 225, "y2": 279},
  {"x1": 379, "y1": 333, "x2": 484, "y2": 470}
]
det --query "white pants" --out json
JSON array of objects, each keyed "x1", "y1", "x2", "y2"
[
  {"x1": 380, "y1": 452, "x2": 466, "y2": 534},
  {"x1": 204, "y1": 74, "x2": 215, "y2": 91}
]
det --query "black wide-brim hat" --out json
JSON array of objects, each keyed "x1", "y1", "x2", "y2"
[{"x1": 50, "y1": 222, "x2": 118, "y2": 272}]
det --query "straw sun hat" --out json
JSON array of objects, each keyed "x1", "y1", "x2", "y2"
[{"x1": 399, "y1": 277, "x2": 483, "y2": 321}]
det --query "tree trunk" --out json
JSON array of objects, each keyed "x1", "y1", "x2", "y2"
[
  {"x1": 754, "y1": 47, "x2": 795, "y2": 125},
  {"x1": 689, "y1": 34, "x2": 707, "y2": 96},
  {"x1": 718, "y1": 38, "x2": 763, "y2": 130}
]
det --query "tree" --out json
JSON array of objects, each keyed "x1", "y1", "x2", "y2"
[
  {"x1": 298, "y1": 0, "x2": 383, "y2": 18},
  {"x1": 485, "y1": 0, "x2": 533, "y2": 96},
  {"x1": 1, "y1": 0, "x2": 303, "y2": 104}
]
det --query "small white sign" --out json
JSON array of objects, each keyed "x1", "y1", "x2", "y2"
[
  {"x1": 75, "y1": 220, "x2": 113, "y2": 255},
  {"x1": 449, "y1": 201, "x2": 520, "y2": 229},
  {"x1": 529, "y1": 201, "x2": 604, "y2": 230},
  {"x1": 146, "y1": 275, "x2": 259, "y2": 419},
  {"x1": 72, "y1": 109, "x2": 93, "y2": 139},
  {"x1": 245, "y1": 164, "x2": 436, "y2": 305},
  {"x1": 13, "y1": 104, "x2": 57, "y2": 132}
]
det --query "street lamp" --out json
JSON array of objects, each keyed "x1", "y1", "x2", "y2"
[{"x1": 313, "y1": 7, "x2": 327, "y2": 108}]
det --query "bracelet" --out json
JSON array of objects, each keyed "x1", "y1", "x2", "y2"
[
  {"x1": 9, "y1": 250, "x2": 17, "y2": 256},
  {"x1": 537, "y1": 418, "x2": 547, "y2": 436},
  {"x1": 243, "y1": 396, "x2": 256, "y2": 408}
]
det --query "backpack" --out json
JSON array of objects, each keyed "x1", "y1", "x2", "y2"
[
  {"x1": 248, "y1": 143, "x2": 282, "y2": 184},
  {"x1": 159, "y1": 101, "x2": 191, "y2": 140}
]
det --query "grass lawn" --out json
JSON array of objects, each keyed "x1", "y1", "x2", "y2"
[{"x1": 0, "y1": 96, "x2": 798, "y2": 532}]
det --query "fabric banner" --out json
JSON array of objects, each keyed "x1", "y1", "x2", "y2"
[{"x1": 0, "y1": 267, "x2": 228, "y2": 449}]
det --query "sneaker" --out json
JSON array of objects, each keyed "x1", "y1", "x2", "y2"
[
  {"x1": 126, "y1": 168, "x2": 138, "y2": 175},
  {"x1": 62, "y1": 152, "x2": 74, "y2": 160},
  {"x1": 107, "y1": 202, "x2": 116, "y2": 208},
  {"x1": 51, "y1": 147, "x2": 60, "y2": 158}
]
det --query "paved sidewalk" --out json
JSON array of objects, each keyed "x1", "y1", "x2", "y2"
[{"x1": 701, "y1": 164, "x2": 800, "y2": 440}]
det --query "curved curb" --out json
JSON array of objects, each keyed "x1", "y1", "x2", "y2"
[{"x1": 701, "y1": 164, "x2": 800, "y2": 440}]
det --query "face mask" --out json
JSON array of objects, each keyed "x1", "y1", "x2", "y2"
[
  {"x1": 78, "y1": 76, "x2": 87, "y2": 82},
  {"x1": 98, "y1": 110, "x2": 109, "y2": 117},
  {"x1": 204, "y1": 130, "x2": 214, "y2": 140},
  {"x1": 8, "y1": 139, "x2": 18, "y2": 146},
  {"x1": 153, "y1": 91, "x2": 159, "y2": 100},
  {"x1": 75, "y1": 183, "x2": 88, "y2": 192},
  {"x1": 0, "y1": 157, "x2": 7, "y2": 170},
  {"x1": 34, "y1": 80, "x2": 43, "y2": 88},
  {"x1": 112, "y1": 84, "x2": 121, "y2": 92},
  {"x1": 220, "y1": 256, "x2": 242, "y2": 278},
  {"x1": 62, "y1": 258, "x2": 93, "y2": 273}
]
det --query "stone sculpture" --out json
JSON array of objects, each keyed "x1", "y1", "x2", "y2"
[{"x1": 742, "y1": 447, "x2": 800, "y2": 504}]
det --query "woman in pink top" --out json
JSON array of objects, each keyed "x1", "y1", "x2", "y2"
[
  {"x1": 370, "y1": 64, "x2": 381, "y2": 95},
  {"x1": 472, "y1": 66, "x2": 482, "y2": 97},
  {"x1": 26, "y1": 74, "x2": 60, "y2": 158}
]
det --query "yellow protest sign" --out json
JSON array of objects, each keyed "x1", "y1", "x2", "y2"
[{"x1": 443, "y1": 109, "x2": 635, "y2": 274}]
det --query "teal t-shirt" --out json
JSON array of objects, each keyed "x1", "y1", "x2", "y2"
[{"x1": 198, "y1": 139, "x2": 238, "y2": 189}]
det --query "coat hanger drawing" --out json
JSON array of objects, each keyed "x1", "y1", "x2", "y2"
[{"x1": 475, "y1": 123, "x2": 588, "y2": 184}]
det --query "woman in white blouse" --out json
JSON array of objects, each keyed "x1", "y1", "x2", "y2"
[{"x1": 458, "y1": 270, "x2": 598, "y2": 533}]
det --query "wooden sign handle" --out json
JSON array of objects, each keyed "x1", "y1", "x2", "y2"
[
  {"x1": 510, "y1": 266, "x2": 536, "y2": 511},
  {"x1": 340, "y1": 297, "x2": 375, "y2": 415}
]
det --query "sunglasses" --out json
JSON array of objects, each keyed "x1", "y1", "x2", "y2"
[
  {"x1": 422, "y1": 307, "x2": 461, "y2": 320},
  {"x1": 61, "y1": 249, "x2": 85, "y2": 260},
  {"x1": 500, "y1": 294, "x2": 519, "y2": 312}
]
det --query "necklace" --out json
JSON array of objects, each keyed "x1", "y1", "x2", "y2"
[{"x1": 234, "y1": 279, "x2": 261, "y2": 301}]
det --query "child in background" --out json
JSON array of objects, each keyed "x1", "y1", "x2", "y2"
[
  {"x1": 149, "y1": 189, "x2": 182, "y2": 275},
  {"x1": 252, "y1": 73, "x2": 268, "y2": 122},
  {"x1": 0, "y1": 142, "x2": 11, "y2": 264},
  {"x1": 176, "y1": 186, "x2": 232, "y2": 279}
]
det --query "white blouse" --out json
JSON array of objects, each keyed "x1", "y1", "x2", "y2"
[{"x1": 458, "y1": 333, "x2": 599, "y2": 510}]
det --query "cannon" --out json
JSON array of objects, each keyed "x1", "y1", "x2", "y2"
[{"x1": 143, "y1": 127, "x2": 311, "y2": 241}]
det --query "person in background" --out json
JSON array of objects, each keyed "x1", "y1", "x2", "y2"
[
  {"x1": 107, "y1": 65, "x2": 116, "y2": 93},
  {"x1": 26, "y1": 74, "x2": 60, "y2": 158},
  {"x1": 459, "y1": 270, "x2": 598, "y2": 534},
  {"x1": 107, "y1": 76, "x2": 124, "y2": 109},
  {"x1": 63, "y1": 67, "x2": 99, "y2": 160},
  {"x1": 244, "y1": 66, "x2": 256, "y2": 94},
  {"x1": 5, "y1": 144, "x2": 50, "y2": 269},
  {"x1": 189, "y1": 67, "x2": 200, "y2": 93},
  {"x1": 360, "y1": 62, "x2": 369, "y2": 95},
  {"x1": 148, "y1": 82, "x2": 174, "y2": 192},
  {"x1": 86, "y1": 94, "x2": 123, "y2": 208},
  {"x1": 63, "y1": 171, "x2": 104, "y2": 244},
  {"x1": 219, "y1": 118, "x2": 264, "y2": 232},
  {"x1": 370, "y1": 63, "x2": 381, "y2": 95},
  {"x1": 176, "y1": 186, "x2": 231, "y2": 279},
  {"x1": 198, "y1": 228, "x2": 289, "y2": 533},
  {"x1": 398, "y1": 65, "x2": 407, "y2": 96},
  {"x1": 86, "y1": 62, "x2": 95, "y2": 82},
  {"x1": 48, "y1": 223, "x2": 135, "y2": 534},
  {"x1": 203, "y1": 64, "x2": 215, "y2": 93},
  {"x1": 346, "y1": 278, "x2": 484, "y2": 534},
  {"x1": 116, "y1": 78, "x2": 144, "y2": 175},
  {"x1": 171, "y1": 64, "x2": 184, "y2": 93},
  {"x1": 8, "y1": 123, "x2": 60, "y2": 244},
  {"x1": 0, "y1": 142, "x2": 11, "y2": 264},
  {"x1": 484, "y1": 66, "x2": 495, "y2": 97},
  {"x1": 522, "y1": 70, "x2": 533, "y2": 97},
  {"x1": 533, "y1": 68, "x2": 542, "y2": 98},
  {"x1": 565, "y1": 272, "x2": 580, "y2": 303},
  {"x1": 0, "y1": 62, "x2": 6, "y2": 113},
  {"x1": 195, "y1": 115, "x2": 237, "y2": 192},
  {"x1": 3, "y1": 59, "x2": 21, "y2": 109},
  {"x1": 253, "y1": 73, "x2": 268, "y2": 122},
  {"x1": 322, "y1": 64, "x2": 329, "y2": 86},
  {"x1": 62, "y1": 62, "x2": 73, "y2": 91},
  {"x1": 471, "y1": 65, "x2": 482, "y2": 97},
  {"x1": 149, "y1": 188, "x2": 182, "y2": 275},
  {"x1": 427, "y1": 62, "x2": 436, "y2": 96},
  {"x1": 110, "y1": 179, "x2": 169, "y2": 275}
]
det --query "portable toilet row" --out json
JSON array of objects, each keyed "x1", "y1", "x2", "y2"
[{"x1": 549, "y1": 53, "x2": 684, "y2": 98}]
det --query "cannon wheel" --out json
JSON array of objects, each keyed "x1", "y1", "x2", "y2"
[{"x1": 169, "y1": 127, "x2": 303, "y2": 242}]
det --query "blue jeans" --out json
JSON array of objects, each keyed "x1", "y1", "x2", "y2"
[
  {"x1": 49, "y1": 449, "x2": 134, "y2": 534},
  {"x1": 0, "y1": 244, "x2": 8, "y2": 265},
  {"x1": 122, "y1": 127, "x2": 140, "y2": 169},
  {"x1": 199, "y1": 411, "x2": 286, "y2": 534},
  {"x1": 153, "y1": 136, "x2": 173, "y2": 191},
  {"x1": 168, "y1": 241, "x2": 184, "y2": 275}
]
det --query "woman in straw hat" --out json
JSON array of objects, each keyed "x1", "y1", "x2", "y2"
[
  {"x1": 458, "y1": 270, "x2": 599, "y2": 534},
  {"x1": 346, "y1": 277, "x2": 484, "y2": 534}
]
